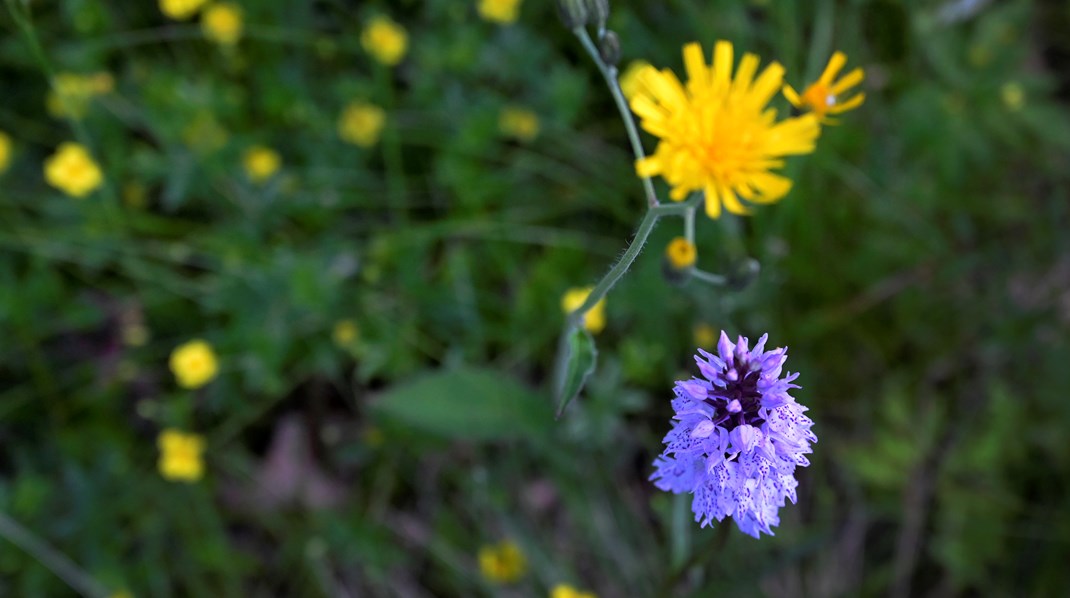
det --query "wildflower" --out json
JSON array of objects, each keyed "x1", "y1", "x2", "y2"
[
  {"x1": 551, "y1": 584, "x2": 597, "y2": 598},
  {"x1": 561, "y1": 287, "x2": 606, "y2": 334},
  {"x1": 202, "y1": 3, "x2": 243, "y2": 46},
  {"x1": 44, "y1": 143, "x2": 104, "y2": 198},
  {"x1": 478, "y1": 0, "x2": 522, "y2": 24},
  {"x1": 47, "y1": 72, "x2": 112, "y2": 119},
  {"x1": 159, "y1": 0, "x2": 208, "y2": 20},
  {"x1": 243, "y1": 145, "x2": 281, "y2": 183},
  {"x1": 618, "y1": 59, "x2": 652, "y2": 101},
  {"x1": 499, "y1": 107, "x2": 540, "y2": 142},
  {"x1": 332, "y1": 319, "x2": 358, "y2": 347},
  {"x1": 783, "y1": 51, "x2": 865, "y2": 122},
  {"x1": 665, "y1": 237, "x2": 697, "y2": 270},
  {"x1": 0, "y1": 131, "x2": 11, "y2": 174},
  {"x1": 169, "y1": 339, "x2": 219, "y2": 389},
  {"x1": 1001, "y1": 82, "x2": 1025, "y2": 111},
  {"x1": 693, "y1": 323, "x2": 716, "y2": 348},
  {"x1": 651, "y1": 332, "x2": 816, "y2": 537},
  {"x1": 478, "y1": 540, "x2": 526, "y2": 584},
  {"x1": 157, "y1": 428, "x2": 205, "y2": 482},
  {"x1": 361, "y1": 16, "x2": 408, "y2": 66},
  {"x1": 338, "y1": 101, "x2": 386, "y2": 148},
  {"x1": 630, "y1": 42, "x2": 820, "y2": 218}
]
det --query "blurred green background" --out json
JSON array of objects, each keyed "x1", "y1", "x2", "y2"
[{"x1": 2, "y1": 0, "x2": 1070, "y2": 596}]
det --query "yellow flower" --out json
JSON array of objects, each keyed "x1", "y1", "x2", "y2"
[
  {"x1": 551, "y1": 584, "x2": 597, "y2": 598},
  {"x1": 693, "y1": 322, "x2": 717, "y2": 348},
  {"x1": 332, "y1": 319, "x2": 358, "y2": 347},
  {"x1": 338, "y1": 101, "x2": 386, "y2": 147},
  {"x1": 498, "y1": 107, "x2": 540, "y2": 142},
  {"x1": 361, "y1": 16, "x2": 408, "y2": 66},
  {"x1": 44, "y1": 143, "x2": 104, "y2": 198},
  {"x1": 160, "y1": 0, "x2": 208, "y2": 20},
  {"x1": 478, "y1": 0, "x2": 522, "y2": 24},
  {"x1": 561, "y1": 286, "x2": 606, "y2": 334},
  {"x1": 157, "y1": 429, "x2": 205, "y2": 482},
  {"x1": 630, "y1": 42, "x2": 820, "y2": 218},
  {"x1": 1001, "y1": 82, "x2": 1025, "y2": 111},
  {"x1": 202, "y1": 3, "x2": 243, "y2": 46},
  {"x1": 618, "y1": 59, "x2": 652, "y2": 101},
  {"x1": 169, "y1": 339, "x2": 219, "y2": 389},
  {"x1": 47, "y1": 72, "x2": 112, "y2": 119},
  {"x1": 0, "y1": 131, "x2": 11, "y2": 174},
  {"x1": 243, "y1": 145, "x2": 281, "y2": 183},
  {"x1": 783, "y1": 51, "x2": 865, "y2": 122},
  {"x1": 478, "y1": 540, "x2": 526, "y2": 584},
  {"x1": 665, "y1": 236, "x2": 696, "y2": 269}
]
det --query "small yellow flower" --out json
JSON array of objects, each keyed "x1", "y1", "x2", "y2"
[
  {"x1": 478, "y1": 540, "x2": 527, "y2": 584},
  {"x1": 478, "y1": 0, "x2": 522, "y2": 24},
  {"x1": 160, "y1": 0, "x2": 209, "y2": 20},
  {"x1": 47, "y1": 72, "x2": 112, "y2": 119},
  {"x1": 561, "y1": 287, "x2": 606, "y2": 334},
  {"x1": 202, "y1": 3, "x2": 243, "y2": 46},
  {"x1": 243, "y1": 145, "x2": 281, "y2": 183},
  {"x1": 157, "y1": 429, "x2": 205, "y2": 482},
  {"x1": 665, "y1": 237, "x2": 697, "y2": 269},
  {"x1": 169, "y1": 339, "x2": 219, "y2": 389},
  {"x1": 783, "y1": 51, "x2": 865, "y2": 123},
  {"x1": 0, "y1": 131, "x2": 12, "y2": 174},
  {"x1": 1001, "y1": 82, "x2": 1025, "y2": 112},
  {"x1": 630, "y1": 42, "x2": 820, "y2": 218},
  {"x1": 44, "y1": 143, "x2": 104, "y2": 198},
  {"x1": 361, "y1": 16, "x2": 408, "y2": 66},
  {"x1": 338, "y1": 101, "x2": 386, "y2": 147},
  {"x1": 332, "y1": 319, "x2": 358, "y2": 347},
  {"x1": 550, "y1": 584, "x2": 598, "y2": 598},
  {"x1": 693, "y1": 323, "x2": 717, "y2": 348},
  {"x1": 499, "y1": 107, "x2": 540, "y2": 142},
  {"x1": 618, "y1": 59, "x2": 652, "y2": 101}
]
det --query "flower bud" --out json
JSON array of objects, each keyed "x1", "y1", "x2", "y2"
[
  {"x1": 599, "y1": 30, "x2": 621, "y2": 67},
  {"x1": 662, "y1": 236, "x2": 697, "y2": 286},
  {"x1": 555, "y1": 0, "x2": 589, "y2": 29},
  {"x1": 585, "y1": 0, "x2": 610, "y2": 30}
]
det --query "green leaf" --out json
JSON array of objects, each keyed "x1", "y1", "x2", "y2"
[
  {"x1": 371, "y1": 367, "x2": 551, "y2": 442},
  {"x1": 554, "y1": 327, "x2": 597, "y2": 417}
]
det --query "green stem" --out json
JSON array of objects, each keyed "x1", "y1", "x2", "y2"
[
  {"x1": 690, "y1": 268, "x2": 727, "y2": 286},
  {"x1": 376, "y1": 65, "x2": 408, "y2": 223},
  {"x1": 0, "y1": 512, "x2": 110, "y2": 597},
  {"x1": 573, "y1": 27, "x2": 658, "y2": 208}
]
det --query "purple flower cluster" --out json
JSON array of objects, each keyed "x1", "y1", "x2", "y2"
[{"x1": 651, "y1": 332, "x2": 816, "y2": 538}]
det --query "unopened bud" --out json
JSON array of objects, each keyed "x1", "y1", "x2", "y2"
[
  {"x1": 727, "y1": 257, "x2": 760, "y2": 291},
  {"x1": 599, "y1": 31, "x2": 621, "y2": 67},
  {"x1": 585, "y1": 0, "x2": 610, "y2": 30},
  {"x1": 556, "y1": 0, "x2": 589, "y2": 29}
]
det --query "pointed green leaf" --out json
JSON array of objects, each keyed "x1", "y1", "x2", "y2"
[{"x1": 555, "y1": 327, "x2": 597, "y2": 417}]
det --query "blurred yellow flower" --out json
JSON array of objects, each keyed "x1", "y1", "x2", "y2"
[
  {"x1": 202, "y1": 3, "x2": 243, "y2": 46},
  {"x1": 0, "y1": 131, "x2": 11, "y2": 174},
  {"x1": 157, "y1": 429, "x2": 205, "y2": 482},
  {"x1": 338, "y1": 101, "x2": 386, "y2": 147},
  {"x1": 630, "y1": 41, "x2": 820, "y2": 218},
  {"x1": 618, "y1": 59, "x2": 652, "y2": 101},
  {"x1": 1001, "y1": 82, "x2": 1025, "y2": 111},
  {"x1": 169, "y1": 339, "x2": 219, "y2": 389},
  {"x1": 499, "y1": 107, "x2": 540, "y2": 142},
  {"x1": 243, "y1": 145, "x2": 281, "y2": 183},
  {"x1": 551, "y1": 584, "x2": 597, "y2": 598},
  {"x1": 332, "y1": 319, "x2": 358, "y2": 347},
  {"x1": 361, "y1": 16, "x2": 408, "y2": 66},
  {"x1": 783, "y1": 51, "x2": 865, "y2": 123},
  {"x1": 44, "y1": 143, "x2": 103, "y2": 198},
  {"x1": 183, "y1": 112, "x2": 228, "y2": 153},
  {"x1": 47, "y1": 72, "x2": 113, "y2": 120},
  {"x1": 478, "y1": 0, "x2": 522, "y2": 24},
  {"x1": 160, "y1": 0, "x2": 208, "y2": 20},
  {"x1": 478, "y1": 540, "x2": 526, "y2": 584},
  {"x1": 693, "y1": 322, "x2": 716, "y2": 348},
  {"x1": 665, "y1": 236, "x2": 697, "y2": 269},
  {"x1": 561, "y1": 287, "x2": 606, "y2": 334}
]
